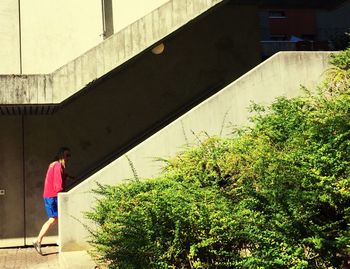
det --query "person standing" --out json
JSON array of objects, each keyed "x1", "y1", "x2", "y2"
[{"x1": 33, "y1": 147, "x2": 71, "y2": 255}]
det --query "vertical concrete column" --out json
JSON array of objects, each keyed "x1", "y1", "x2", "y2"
[{"x1": 102, "y1": 0, "x2": 114, "y2": 38}]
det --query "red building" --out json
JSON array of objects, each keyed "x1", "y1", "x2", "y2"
[
  {"x1": 268, "y1": 9, "x2": 316, "y2": 40},
  {"x1": 259, "y1": 0, "x2": 350, "y2": 58}
]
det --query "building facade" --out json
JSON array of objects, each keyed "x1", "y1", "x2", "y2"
[
  {"x1": 0, "y1": 0, "x2": 261, "y2": 248},
  {"x1": 259, "y1": 0, "x2": 350, "y2": 57},
  {"x1": 0, "y1": 0, "x2": 349, "y2": 249}
]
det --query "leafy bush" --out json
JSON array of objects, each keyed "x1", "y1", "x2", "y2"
[
  {"x1": 228, "y1": 91, "x2": 350, "y2": 268},
  {"x1": 87, "y1": 50, "x2": 350, "y2": 268},
  {"x1": 327, "y1": 48, "x2": 350, "y2": 92},
  {"x1": 87, "y1": 179, "x2": 239, "y2": 268}
]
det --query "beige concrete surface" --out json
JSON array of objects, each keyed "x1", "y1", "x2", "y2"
[
  {"x1": 0, "y1": 246, "x2": 97, "y2": 269},
  {"x1": 0, "y1": 246, "x2": 59, "y2": 269},
  {"x1": 20, "y1": 0, "x2": 103, "y2": 74},
  {"x1": 58, "y1": 51, "x2": 332, "y2": 251},
  {"x1": 0, "y1": 1, "x2": 20, "y2": 74},
  {"x1": 112, "y1": 0, "x2": 170, "y2": 33},
  {"x1": 0, "y1": 0, "x2": 224, "y2": 103},
  {"x1": 0, "y1": 0, "x2": 172, "y2": 74},
  {"x1": 0, "y1": 1, "x2": 103, "y2": 75},
  {"x1": 59, "y1": 250, "x2": 97, "y2": 269}
]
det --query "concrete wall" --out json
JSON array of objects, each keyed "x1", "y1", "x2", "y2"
[
  {"x1": 58, "y1": 52, "x2": 331, "y2": 251},
  {"x1": 0, "y1": 0, "x2": 103, "y2": 75},
  {"x1": 0, "y1": 117, "x2": 24, "y2": 247},
  {"x1": 0, "y1": 1, "x2": 260, "y2": 247},
  {"x1": 0, "y1": 0, "x2": 196, "y2": 75},
  {"x1": 0, "y1": 0, "x2": 171, "y2": 75},
  {"x1": 20, "y1": 0, "x2": 173, "y2": 73},
  {"x1": 0, "y1": 1, "x2": 20, "y2": 74},
  {"x1": 20, "y1": 0, "x2": 103, "y2": 74},
  {"x1": 22, "y1": 3, "x2": 260, "y2": 246},
  {"x1": 0, "y1": 0, "x2": 225, "y2": 104},
  {"x1": 112, "y1": 0, "x2": 170, "y2": 33}
]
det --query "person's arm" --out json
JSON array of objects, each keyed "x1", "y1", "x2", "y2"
[
  {"x1": 64, "y1": 173, "x2": 76, "y2": 180},
  {"x1": 53, "y1": 163, "x2": 63, "y2": 193}
]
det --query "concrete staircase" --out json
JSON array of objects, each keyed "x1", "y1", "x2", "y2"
[
  {"x1": 58, "y1": 51, "x2": 332, "y2": 252},
  {"x1": 0, "y1": 0, "x2": 223, "y2": 106},
  {"x1": 1, "y1": 0, "x2": 261, "y2": 252}
]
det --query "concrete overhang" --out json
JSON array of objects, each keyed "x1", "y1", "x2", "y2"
[
  {"x1": 0, "y1": 105, "x2": 56, "y2": 115},
  {"x1": 0, "y1": 0, "x2": 225, "y2": 115}
]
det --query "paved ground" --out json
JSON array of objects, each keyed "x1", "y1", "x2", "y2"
[
  {"x1": 0, "y1": 245, "x2": 60, "y2": 269},
  {"x1": 0, "y1": 245, "x2": 100, "y2": 269}
]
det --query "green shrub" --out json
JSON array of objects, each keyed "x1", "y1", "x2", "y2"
[
  {"x1": 327, "y1": 47, "x2": 350, "y2": 93},
  {"x1": 87, "y1": 179, "x2": 239, "y2": 268},
  {"x1": 87, "y1": 50, "x2": 350, "y2": 268},
  {"x1": 227, "y1": 91, "x2": 350, "y2": 268}
]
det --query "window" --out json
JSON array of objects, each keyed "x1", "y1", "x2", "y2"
[
  {"x1": 268, "y1": 11, "x2": 286, "y2": 18},
  {"x1": 270, "y1": 35, "x2": 289, "y2": 41}
]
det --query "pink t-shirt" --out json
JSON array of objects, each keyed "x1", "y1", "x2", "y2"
[{"x1": 43, "y1": 161, "x2": 66, "y2": 198}]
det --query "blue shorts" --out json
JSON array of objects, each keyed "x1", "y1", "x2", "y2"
[{"x1": 44, "y1": 197, "x2": 58, "y2": 218}]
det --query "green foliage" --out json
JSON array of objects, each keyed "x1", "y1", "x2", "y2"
[
  {"x1": 326, "y1": 48, "x2": 350, "y2": 93},
  {"x1": 330, "y1": 47, "x2": 350, "y2": 70},
  {"x1": 87, "y1": 49, "x2": 350, "y2": 268},
  {"x1": 230, "y1": 90, "x2": 350, "y2": 268},
  {"x1": 87, "y1": 179, "x2": 238, "y2": 268}
]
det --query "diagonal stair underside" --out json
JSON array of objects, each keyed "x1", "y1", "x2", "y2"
[
  {"x1": 58, "y1": 51, "x2": 332, "y2": 251},
  {"x1": 0, "y1": 0, "x2": 223, "y2": 107}
]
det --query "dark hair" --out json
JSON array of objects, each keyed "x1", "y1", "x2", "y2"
[{"x1": 54, "y1": 146, "x2": 70, "y2": 161}]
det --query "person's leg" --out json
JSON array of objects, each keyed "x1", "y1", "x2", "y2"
[
  {"x1": 34, "y1": 197, "x2": 58, "y2": 255},
  {"x1": 37, "y1": 217, "x2": 57, "y2": 244},
  {"x1": 33, "y1": 217, "x2": 57, "y2": 255}
]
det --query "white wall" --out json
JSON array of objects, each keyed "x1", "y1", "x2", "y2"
[
  {"x1": 20, "y1": 0, "x2": 103, "y2": 74},
  {"x1": 112, "y1": 0, "x2": 170, "y2": 32},
  {"x1": 0, "y1": 1, "x2": 20, "y2": 74},
  {"x1": 0, "y1": 0, "x2": 172, "y2": 74},
  {"x1": 0, "y1": 1, "x2": 103, "y2": 74}
]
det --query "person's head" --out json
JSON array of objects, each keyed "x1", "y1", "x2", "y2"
[{"x1": 54, "y1": 147, "x2": 71, "y2": 166}]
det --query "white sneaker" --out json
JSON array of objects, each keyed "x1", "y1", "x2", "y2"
[{"x1": 33, "y1": 241, "x2": 43, "y2": 256}]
